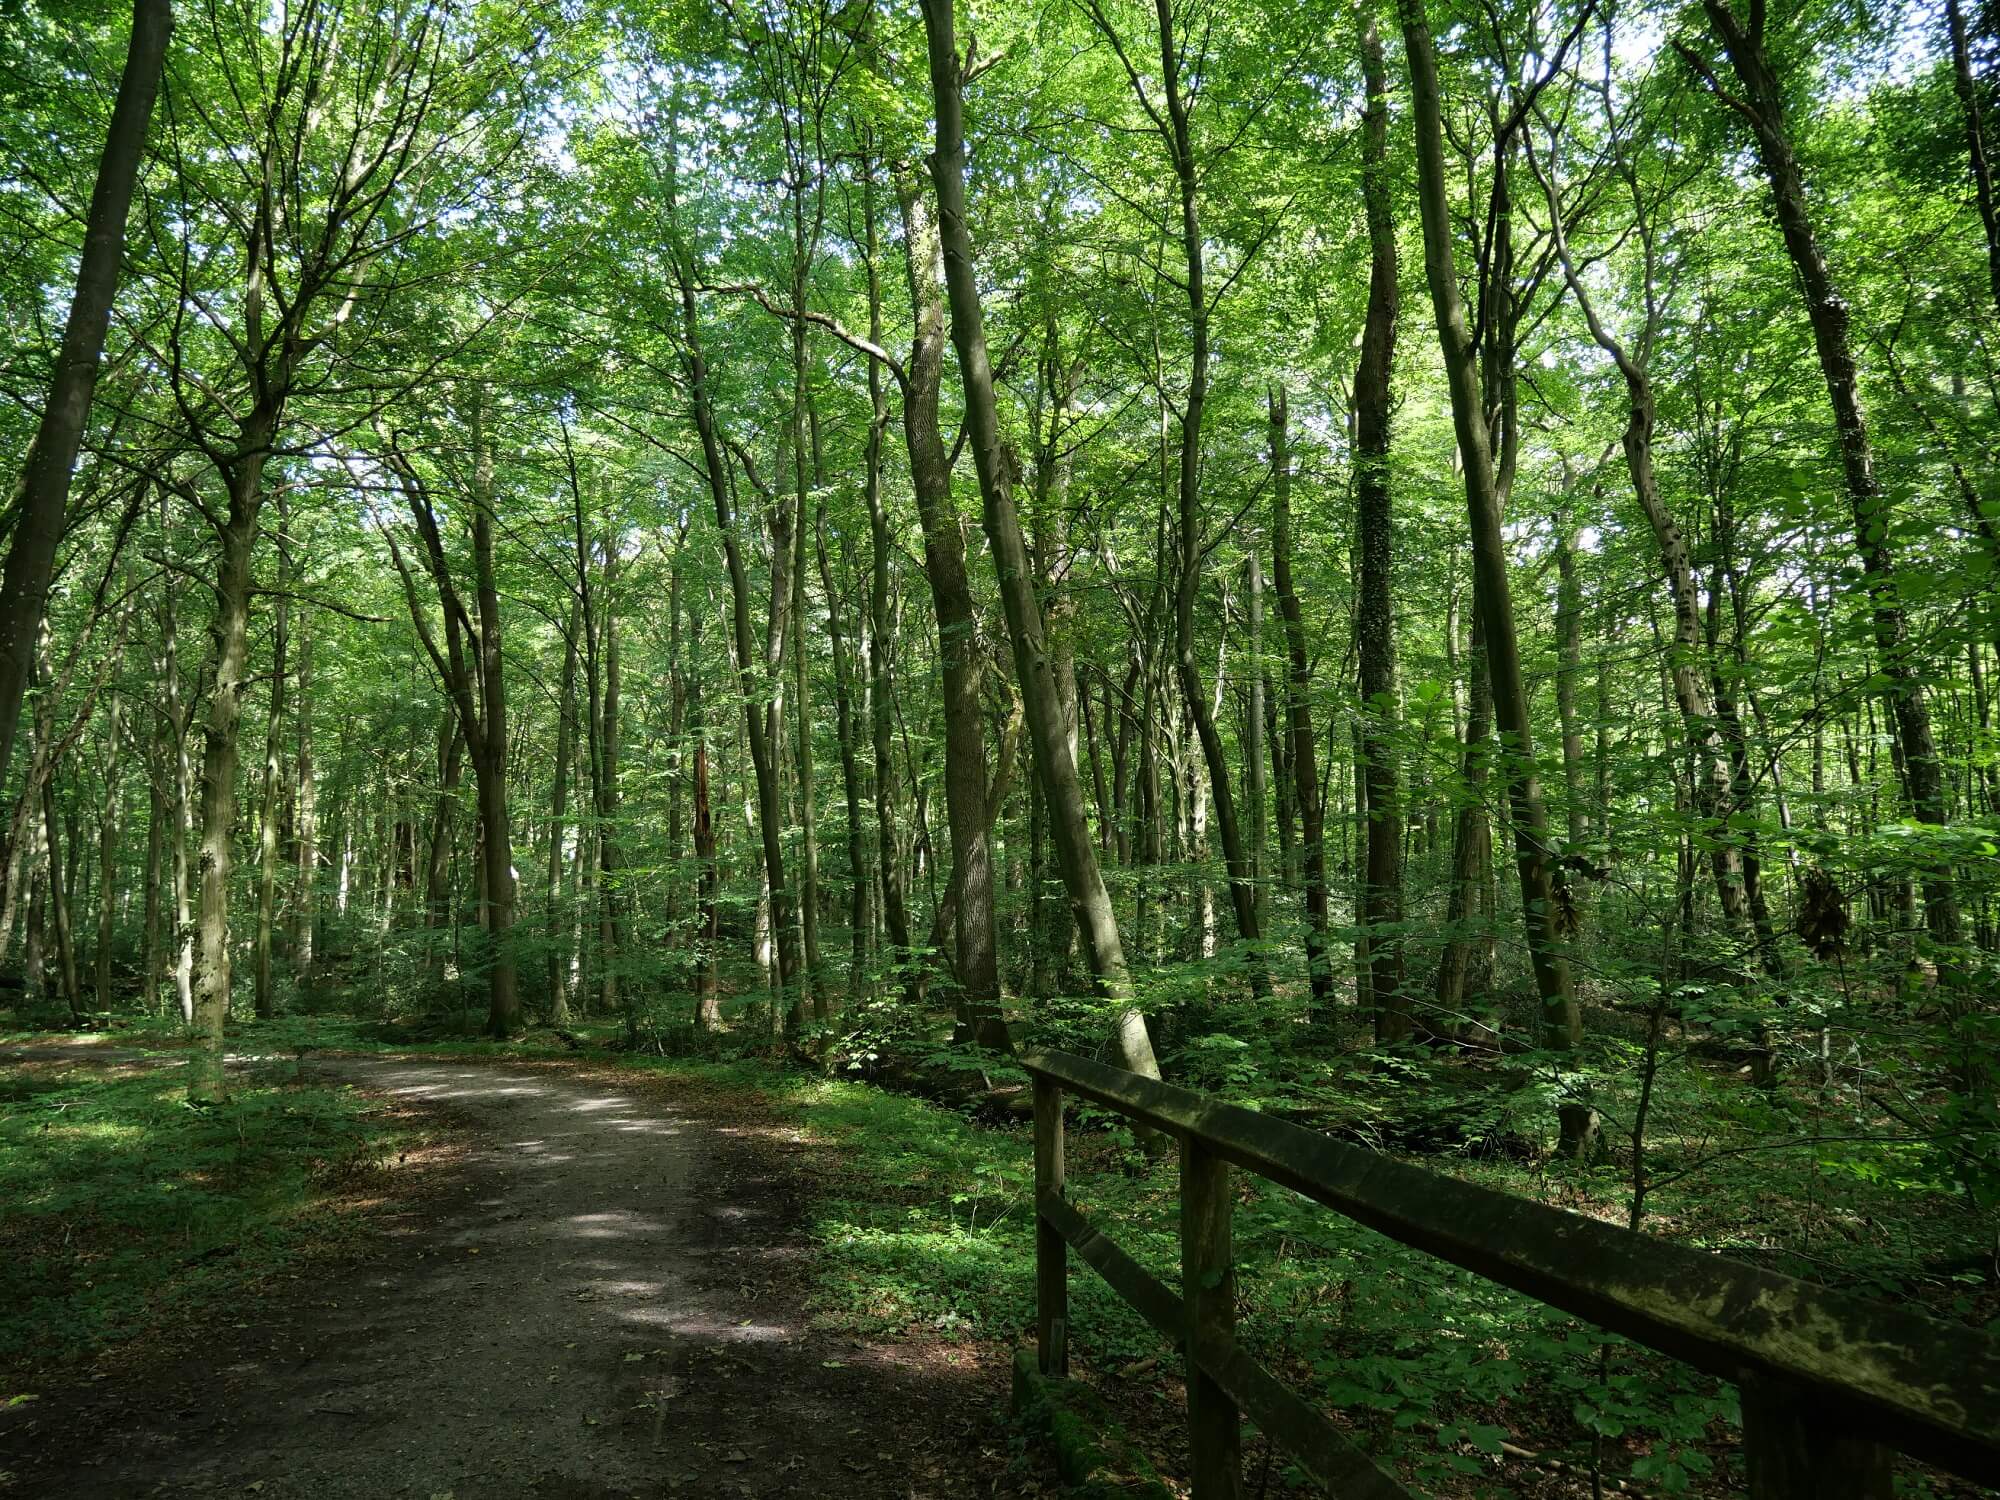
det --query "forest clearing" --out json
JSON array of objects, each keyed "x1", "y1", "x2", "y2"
[{"x1": 2, "y1": 0, "x2": 1998, "y2": 1492}]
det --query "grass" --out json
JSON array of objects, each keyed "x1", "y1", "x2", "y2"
[
  {"x1": 7, "y1": 1006, "x2": 1990, "y2": 1495},
  {"x1": 0, "y1": 1046, "x2": 428, "y2": 1392}
]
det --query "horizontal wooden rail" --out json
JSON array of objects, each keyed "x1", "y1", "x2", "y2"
[{"x1": 1022, "y1": 1047, "x2": 2000, "y2": 1499}]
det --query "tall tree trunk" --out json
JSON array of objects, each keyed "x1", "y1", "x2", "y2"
[
  {"x1": 817, "y1": 505, "x2": 869, "y2": 1001},
  {"x1": 895, "y1": 174, "x2": 1006, "y2": 1048},
  {"x1": 1946, "y1": 0, "x2": 2000, "y2": 321},
  {"x1": 42, "y1": 769, "x2": 83, "y2": 1022},
  {"x1": 689, "y1": 606, "x2": 722, "y2": 1030},
  {"x1": 664, "y1": 143, "x2": 800, "y2": 1012},
  {"x1": 1526, "y1": 129, "x2": 1757, "y2": 946},
  {"x1": 600, "y1": 558, "x2": 626, "y2": 1036},
  {"x1": 861, "y1": 149, "x2": 918, "y2": 1008},
  {"x1": 546, "y1": 601, "x2": 578, "y2": 1023},
  {"x1": 1244, "y1": 552, "x2": 1269, "y2": 936},
  {"x1": 1401, "y1": 0, "x2": 1578, "y2": 1050},
  {"x1": 95, "y1": 641, "x2": 128, "y2": 1013},
  {"x1": 469, "y1": 406, "x2": 519, "y2": 1037},
  {"x1": 163, "y1": 569, "x2": 195, "y2": 1025},
  {"x1": 291, "y1": 625, "x2": 316, "y2": 972},
  {"x1": 920, "y1": 0, "x2": 1156, "y2": 1077},
  {"x1": 188, "y1": 444, "x2": 267, "y2": 1101},
  {"x1": 789, "y1": 459, "x2": 823, "y2": 1025},
  {"x1": 142, "y1": 753, "x2": 163, "y2": 1010},
  {"x1": 1137, "y1": 0, "x2": 1267, "y2": 987},
  {"x1": 1269, "y1": 387, "x2": 1332, "y2": 1017},
  {"x1": 253, "y1": 502, "x2": 291, "y2": 1019},
  {"x1": 0, "y1": 0, "x2": 170, "y2": 788},
  {"x1": 1355, "y1": 16, "x2": 1407, "y2": 1044},
  {"x1": 1690, "y1": 2, "x2": 1964, "y2": 974}
]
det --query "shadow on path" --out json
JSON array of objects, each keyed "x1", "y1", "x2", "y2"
[{"x1": 1, "y1": 1056, "x2": 1022, "y2": 1498}]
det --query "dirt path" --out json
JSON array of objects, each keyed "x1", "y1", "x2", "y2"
[{"x1": 1, "y1": 1056, "x2": 1022, "y2": 1498}]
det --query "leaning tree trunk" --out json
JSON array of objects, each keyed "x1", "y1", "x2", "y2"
[
  {"x1": 1527, "y1": 127, "x2": 1757, "y2": 946},
  {"x1": 920, "y1": 0, "x2": 1157, "y2": 1079},
  {"x1": 1692, "y1": 1, "x2": 1964, "y2": 968},
  {"x1": 1401, "y1": 0, "x2": 1578, "y2": 1051},
  {"x1": 0, "y1": 0, "x2": 170, "y2": 788}
]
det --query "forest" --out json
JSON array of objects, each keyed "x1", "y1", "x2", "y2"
[{"x1": 2, "y1": 0, "x2": 1999, "y2": 1493}]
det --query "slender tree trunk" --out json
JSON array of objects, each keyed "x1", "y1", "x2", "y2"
[
  {"x1": 1401, "y1": 0, "x2": 1578, "y2": 1050},
  {"x1": 1527, "y1": 132, "x2": 1757, "y2": 945},
  {"x1": 1269, "y1": 387, "x2": 1332, "y2": 1017},
  {"x1": 920, "y1": 0, "x2": 1156, "y2": 1077},
  {"x1": 601, "y1": 559, "x2": 627, "y2": 1035},
  {"x1": 253, "y1": 503, "x2": 290, "y2": 1019},
  {"x1": 1140, "y1": 0, "x2": 1267, "y2": 986},
  {"x1": 142, "y1": 755, "x2": 163, "y2": 1010},
  {"x1": 469, "y1": 409, "x2": 519, "y2": 1037},
  {"x1": 95, "y1": 647, "x2": 128, "y2": 1013},
  {"x1": 0, "y1": 0, "x2": 171, "y2": 788},
  {"x1": 164, "y1": 578, "x2": 194, "y2": 1025},
  {"x1": 1355, "y1": 16, "x2": 1407, "y2": 1044},
  {"x1": 546, "y1": 601, "x2": 578, "y2": 1023},
  {"x1": 895, "y1": 174, "x2": 1007, "y2": 1047},
  {"x1": 1244, "y1": 551, "x2": 1269, "y2": 935},
  {"x1": 861, "y1": 152, "x2": 918, "y2": 1008},
  {"x1": 817, "y1": 506, "x2": 869, "y2": 1001},
  {"x1": 1947, "y1": 0, "x2": 2000, "y2": 321},
  {"x1": 665, "y1": 148, "x2": 799, "y2": 1012},
  {"x1": 690, "y1": 607, "x2": 721, "y2": 1030},
  {"x1": 789, "y1": 467, "x2": 823, "y2": 1025},
  {"x1": 43, "y1": 770, "x2": 83, "y2": 1022},
  {"x1": 1692, "y1": 1, "x2": 1964, "y2": 973},
  {"x1": 291, "y1": 625, "x2": 316, "y2": 971}
]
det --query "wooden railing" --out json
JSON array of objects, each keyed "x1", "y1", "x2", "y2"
[{"x1": 1022, "y1": 1048, "x2": 2000, "y2": 1500}]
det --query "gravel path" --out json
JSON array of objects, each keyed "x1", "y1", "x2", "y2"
[{"x1": 1, "y1": 1055, "x2": 1016, "y2": 1498}]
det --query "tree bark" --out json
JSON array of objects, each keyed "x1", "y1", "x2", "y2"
[
  {"x1": 1400, "y1": 0, "x2": 1579, "y2": 1050},
  {"x1": 252, "y1": 500, "x2": 291, "y2": 1018},
  {"x1": 188, "y1": 443, "x2": 267, "y2": 1100},
  {"x1": 0, "y1": 0, "x2": 170, "y2": 788},
  {"x1": 1524, "y1": 128, "x2": 1758, "y2": 946},
  {"x1": 1269, "y1": 387, "x2": 1332, "y2": 1018},
  {"x1": 919, "y1": 0, "x2": 1156, "y2": 1077},
  {"x1": 860, "y1": 149, "x2": 919, "y2": 1009},
  {"x1": 1690, "y1": 2, "x2": 1963, "y2": 971},
  {"x1": 1355, "y1": 17, "x2": 1407, "y2": 1044},
  {"x1": 895, "y1": 172, "x2": 1007, "y2": 1047},
  {"x1": 545, "y1": 601, "x2": 578, "y2": 1021}
]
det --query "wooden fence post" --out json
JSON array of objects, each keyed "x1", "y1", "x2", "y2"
[
  {"x1": 1741, "y1": 1379, "x2": 1892, "y2": 1499},
  {"x1": 1182, "y1": 1135, "x2": 1241, "y2": 1499},
  {"x1": 1034, "y1": 1074, "x2": 1068, "y2": 1376}
]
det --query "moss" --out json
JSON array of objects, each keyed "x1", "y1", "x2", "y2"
[{"x1": 1011, "y1": 1347, "x2": 1173, "y2": 1498}]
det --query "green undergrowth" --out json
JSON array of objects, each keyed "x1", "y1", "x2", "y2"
[
  {"x1": 0, "y1": 1052, "x2": 424, "y2": 1390},
  {"x1": 10, "y1": 1013, "x2": 1989, "y2": 1496}
]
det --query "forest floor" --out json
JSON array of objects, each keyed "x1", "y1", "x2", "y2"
[{"x1": 0, "y1": 1044, "x2": 1036, "y2": 1499}]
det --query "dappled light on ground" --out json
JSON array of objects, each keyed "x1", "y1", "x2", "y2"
[{"x1": 0, "y1": 1055, "x2": 1015, "y2": 1499}]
